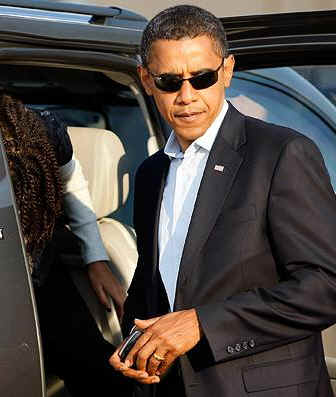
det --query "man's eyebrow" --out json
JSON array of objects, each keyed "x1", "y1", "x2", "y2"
[
  {"x1": 158, "y1": 67, "x2": 214, "y2": 77},
  {"x1": 190, "y1": 67, "x2": 214, "y2": 76},
  {"x1": 159, "y1": 71, "x2": 182, "y2": 77}
]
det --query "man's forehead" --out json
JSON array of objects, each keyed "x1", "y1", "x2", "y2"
[
  {"x1": 147, "y1": 36, "x2": 220, "y2": 68},
  {"x1": 149, "y1": 35, "x2": 218, "y2": 55}
]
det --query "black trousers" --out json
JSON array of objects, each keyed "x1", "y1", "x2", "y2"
[
  {"x1": 34, "y1": 263, "x2": 133, "y2": 397},
  {"x1": 156, "y1": 363, "x2": 186, "y2": 397}
]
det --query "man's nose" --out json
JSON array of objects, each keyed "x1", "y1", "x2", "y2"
[{"x1": 176, "y1": 80, "x2": 197, "y2": 104}]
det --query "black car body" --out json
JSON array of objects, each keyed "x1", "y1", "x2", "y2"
[{"x1": 0, "y1": 2, "x2": 335, "y2": 396}]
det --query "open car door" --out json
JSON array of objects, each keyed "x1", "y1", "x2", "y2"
[{"x1": 0, "y1": 132, "x2": 44, "y2": 397}]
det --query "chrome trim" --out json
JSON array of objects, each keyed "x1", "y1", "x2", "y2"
[{"x1": 0, "y1": 5, "x2": 90, "y2": 23}]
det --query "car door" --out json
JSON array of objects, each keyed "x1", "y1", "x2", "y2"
[{"x1": 0, "y1": 135, "x2": 44, "y2": 396}]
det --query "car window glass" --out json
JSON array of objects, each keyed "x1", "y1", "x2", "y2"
[
  {"x1": 294, "y1": 66, "x2": 336, "y2": 106},
  {"x1": 227, "y1": 67, "x2": 336, "y2": 191}
]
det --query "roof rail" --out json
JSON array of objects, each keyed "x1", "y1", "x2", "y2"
[{"x1": 0, "y1": 0, "x2": 147, "y2": 21}]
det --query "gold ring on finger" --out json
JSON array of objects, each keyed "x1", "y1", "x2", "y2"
[{"x1": 153, "y1": 353, "x2": 165, "y2": 362}]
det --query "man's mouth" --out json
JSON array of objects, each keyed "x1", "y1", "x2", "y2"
[{"x1": 175, "y1": 111, "x2": 204, "y2": 121}]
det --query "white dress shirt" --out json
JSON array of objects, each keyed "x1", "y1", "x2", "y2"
[{"x1": 159, "y1": 101, "x2": 228, "y2": 309}]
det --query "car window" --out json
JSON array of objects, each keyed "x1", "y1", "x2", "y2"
[
  {"x1": 294, "y1": 66, "x2": 336, "y2": 106},
  {"x1": 227, "y1": 67, "x2": 336, "y2": 191},
  {"x1": 1, "y1": 64, "x2": 153, "y2": 227}
]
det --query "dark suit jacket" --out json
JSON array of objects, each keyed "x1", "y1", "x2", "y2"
[{"x1": 123, "y1": 103, "x2": 336, "y2": 397}]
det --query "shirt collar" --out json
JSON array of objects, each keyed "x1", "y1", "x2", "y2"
[
  {"x1": 164, "y1": 132, "x2": 184, "y2": 159},
  {"x1": 164, "y1": 100, "x2": 228, "y2": 159}
]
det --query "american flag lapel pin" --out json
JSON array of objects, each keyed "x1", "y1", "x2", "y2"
[{"x1": 214, "y1": 164, "x2": 225, "y2": 172}]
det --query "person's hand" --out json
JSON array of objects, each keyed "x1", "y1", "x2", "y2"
[
  {"x1": 109, "y1": 345, "x2": 160, "y2": 385},
  {"x1": 87, "y1": 260, "x2": 126, "y2": 320},
  {"x1": 109, "y1": 309, "x2": 202, "y2": 383}
]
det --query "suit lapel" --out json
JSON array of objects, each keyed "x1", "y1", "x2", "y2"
[
  {"x1": 144, "y1": 151, "x2": 170, "y2": 314},
  {"x1": 150, "y1": 153, "x2": 170, "y2": 278},
  {"x1": 175, "y1": 104, "x2": 247, "y2": 303}
]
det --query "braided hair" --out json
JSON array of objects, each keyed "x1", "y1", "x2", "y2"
[{"x1": 0, "y1": 94, "x2": 63, "y2": 271}]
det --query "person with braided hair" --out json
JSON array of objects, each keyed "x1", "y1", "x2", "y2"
[
  {"x1": 1, "y1": 93, "x2": 131, "y2": 396},
  {"x1": 2, "y1": 96, "x2": 64, "y2": 276}
]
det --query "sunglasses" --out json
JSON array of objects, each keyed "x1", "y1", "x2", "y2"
[{"x1": 148, "y1": 58, "x2": 225, "y2": 93}]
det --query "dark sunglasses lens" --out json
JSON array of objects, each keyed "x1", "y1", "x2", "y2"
[
  {"x1": 153, "y1": 68, "x2": 219, "y2": 92},
  {"x1": 154, "y1": 76, "x2": 182, "y2": 92},
  {"x1": 190, "y1": 71, "x2": 218, "y2": 90}
]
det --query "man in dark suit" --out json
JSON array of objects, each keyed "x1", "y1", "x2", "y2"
[{"x1": 110, "y1": 5, "x2": 336, "y2": 396}]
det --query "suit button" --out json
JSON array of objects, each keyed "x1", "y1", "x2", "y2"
[
  {"x1": 249, "y1": 339, "x2": 256, "y2": 348},
  {"x1": 227, "y1": 346, "x2": 235, "y2": 354},
  {"x1": 242, "y1": 341, "x2": 248, "y2": 350},
  {"x1": 235, "y1": 343, "x2": 241, "y2": 352}
]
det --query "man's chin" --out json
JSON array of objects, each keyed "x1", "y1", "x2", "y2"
[{"x1": 174, "y1": 128, "x2": 208, "y2": 146}]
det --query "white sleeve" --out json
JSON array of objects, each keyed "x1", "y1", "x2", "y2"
[{"x1": 60, "y1": 156, "x2": 109, "y2": 265}]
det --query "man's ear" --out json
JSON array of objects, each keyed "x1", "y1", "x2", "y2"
[
  {"x1": 223, "y1": 55, "x2": 235, "y2": 88},
  {"x1": 137, "y1": 65, "x2": 153, "y2": 96}
]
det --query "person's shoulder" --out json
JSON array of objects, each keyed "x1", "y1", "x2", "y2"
[
  {"x1": 241, "y1": 111, "x2": 315, "y2": 149},
  {"x1": 36, "y1": 110, "x2": 66, "y2": 134},
  {"x1": 35, "y1": 110, "x2": 73, "y2": 166},
  {"x1": 241, "y1": 113, "x2": 323, "y2": 165},
  {"x1": 245, "y1": 113, "x2": 301, "y2": 139},
  {"x1": 228, "y1": 102, "x2": 304, "y2": 147}
]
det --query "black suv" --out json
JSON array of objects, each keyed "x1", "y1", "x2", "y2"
[{"x1": 0, "y1": 2, "x2": 335, "y2": 396}]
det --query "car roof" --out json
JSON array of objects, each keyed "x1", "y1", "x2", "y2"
[
  {"x1": 0, "y1": 4, "x2": 335, "y2": 62},
  {"x1": 0, "y1": 0, "x2": 148, "y2": 54},
  {"x1": 222, "y1": 9, "x2": 336, "y2": 46},
  {"x1": 221, "y1": 10, "x2": 336, "y2": 69}
]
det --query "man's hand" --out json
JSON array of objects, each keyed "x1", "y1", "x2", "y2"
[
  {"x1": 109, "y1": 309, "x2": 202, "y2": 383},
  {"x1": 88, "y1": 261, "x2": 126, "y2": 320},
  {"x1": 109, "y1": 345, "x2": 160, "y2": 385}
]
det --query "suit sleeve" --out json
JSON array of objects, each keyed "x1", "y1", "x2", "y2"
[{"x1": 196, "y1": 136, "x2": 336, "y2": 363}]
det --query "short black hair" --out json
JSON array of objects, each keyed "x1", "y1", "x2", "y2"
[{"x1": 141, "y1": 5, "x2": 228, "y2": 67}]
